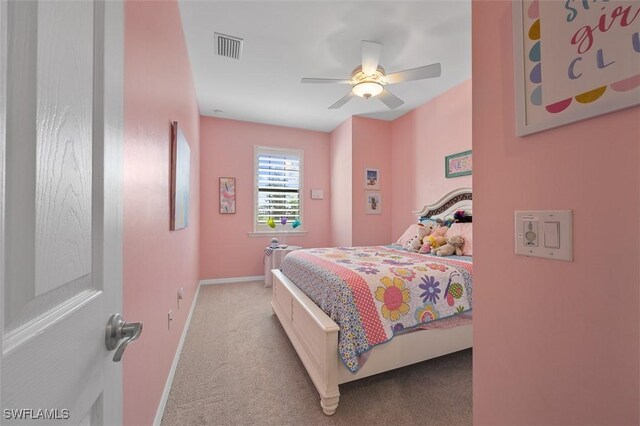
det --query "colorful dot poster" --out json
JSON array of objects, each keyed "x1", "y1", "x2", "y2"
[{"x1": 513, "y1": 0, "x2": 640, "y2": 136}]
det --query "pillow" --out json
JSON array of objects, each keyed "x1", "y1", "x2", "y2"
[
  {"x1": 395, "y1": 224, "x2": 420, "y2": 246},
  {"x1": 445, "y1": 223, "x2": 473, "y2": 256}
]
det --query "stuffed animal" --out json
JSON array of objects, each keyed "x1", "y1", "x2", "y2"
[
  {"x1": 418, "y1": 238, "x2": 431, "y2": 254},
  {"x1": 419, "y1": 236, "x2": 435, "y2": 254},
  {"x1": 405, "y1": 224, "x2": 430, "y2": 252},
  {"x1": 406, "y1": 236, "x2": 422, "y2": 252},
  {"x1": 454, "y1": 210, "x2": 472, "y2": 223},
  {"x1": 436, "y1": 217, "x2": 454, "y2": 228},
  {"x1": 425, "y1": 235, "x2": 447, "y2": 254},
  {"x1": 421, "y1": 220, "x2": 437, "y2": 236},
  {"x1": 433, "y1": 235, "x2": 465, "y2": 257},
  {"x1": 418, "y1": 225, "x2": 449, "y2": 254},
  {"x1": 431, "y1": 226, "x2": 448, "y2": 237}
]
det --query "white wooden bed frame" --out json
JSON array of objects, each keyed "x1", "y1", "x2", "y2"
[{"x1": 271, "y1": 188, "x2": 473, "y2": 415}]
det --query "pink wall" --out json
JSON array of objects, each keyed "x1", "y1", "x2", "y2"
[
  {"x1": 328, "y1": 116, "x2": 392, "y2": 246},
  {"x1": 123, "y1": 1, "x2": 200, "y2": 425},
  {"x1": 199, "y1": 117, "x2": 331, "y2": 279},
  {"x1": 351, "y1": 117, "x2": 392, "y2": 246},
  {"x1": 330, "y1": 118, "x2": 353, "y2": 247},
  {"x1": 390, "y1": 80, "x2": 472, "y2": 240},
  {"x1": 472, "y1": 2, "x2": 639, "y2": 425}
]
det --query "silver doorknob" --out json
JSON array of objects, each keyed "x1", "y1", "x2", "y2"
[{"x1": 105, "y1": 313, "x2": 143, "y2": 362}]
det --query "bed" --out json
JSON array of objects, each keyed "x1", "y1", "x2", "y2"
[{"x1": 270, "y1": 188, "x2": 473, "y2": 415}]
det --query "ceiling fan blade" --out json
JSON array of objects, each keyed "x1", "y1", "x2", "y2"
[
  {"x1": 378, "y1": 88, "x2": 404, "y2": 109},
  {"x1": 329, "y1": 92, "x2": 355, "y2": 109},
  {"x1": 361, "y1": 40, "x2": 383, "y2": 76},
  {"x1": 386, "y1": 63, "x2": 442, "y2": 84},
  {"x1": 301, "y1": 78, "x2": 351, "y2": 84}
]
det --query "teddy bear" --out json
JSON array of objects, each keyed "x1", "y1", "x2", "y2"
[
  {"x1": 405, "y1": 223, "x2": 430, "y2": 252},
  {"x1": 433, "y1": 235, "x2": 465, "y2": 257}
]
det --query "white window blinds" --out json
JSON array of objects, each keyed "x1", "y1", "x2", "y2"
[{"x1": 255, "y1": 147, "x2": 302, "y2": 227}]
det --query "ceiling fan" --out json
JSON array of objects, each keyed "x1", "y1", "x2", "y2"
[{"x1": 301, "y1": 40, "x2": 442, "y2": 110}]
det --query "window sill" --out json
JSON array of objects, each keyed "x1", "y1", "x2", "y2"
[{"x1": 247, "y1": 231, "x2": 308, "y2": 238}]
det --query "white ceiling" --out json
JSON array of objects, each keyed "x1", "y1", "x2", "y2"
[{"x1": 178, "y1": 1, "x2": 471, "y2": 133}]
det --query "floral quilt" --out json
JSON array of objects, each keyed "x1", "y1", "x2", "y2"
[{"x1": 279, "y1": 245, "x2": 472, "y2": 373}]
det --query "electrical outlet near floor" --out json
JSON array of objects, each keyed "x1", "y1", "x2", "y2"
[{"x1": 168, "y1": 309, "x2": 173, "y2": 330}]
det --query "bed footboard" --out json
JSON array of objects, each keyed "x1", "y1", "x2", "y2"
[
  {"x1": 271, "y1": 269, "x2": 341, "y2": 415},
  {"x1": 271, "y1": 268, "x2": 473, "y2": 416}
]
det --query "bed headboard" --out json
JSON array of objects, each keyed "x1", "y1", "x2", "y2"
[{"x1": 412, "y1": 187, "x2": 472, "y2": 221}]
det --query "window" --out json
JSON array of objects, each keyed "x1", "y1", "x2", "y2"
[{"x1": 254, "y1": 146, "x2": 303, "y2": 232}]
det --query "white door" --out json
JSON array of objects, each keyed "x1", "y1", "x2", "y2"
[{"x1": 0, "y1": 1, "x2": 127, "y2": 425}]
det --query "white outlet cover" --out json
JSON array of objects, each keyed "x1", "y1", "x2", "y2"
[{"x1": 515, "y1": 210, "x2": 573, "y2": 261}]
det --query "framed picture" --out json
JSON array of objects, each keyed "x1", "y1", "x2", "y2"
[
  {"x1": 364, "y1": 167, "x2": 380, "y2": 189},
  {"x1": 513, "y1": 0, "x2": 640, "y2": 136},
  {"x1": 219, "y1": 177, "x2": 236, "y2": 214},
  {"x1": 445, "y1": 150, "x2": 472, "y2": 178},
  {"x1": 365, "y1": 191, "x2": 382, "y2": 214},
  {"x1": 170, "y1": 121, "x2": 191, "y2": 230}
]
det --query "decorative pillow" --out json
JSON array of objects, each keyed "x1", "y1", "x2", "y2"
[
  {"x1": 395, "y1": 224, "x2": 420, "y2": 247},
  {"x1": 445, "y1": 223, "x2": 473, "y2": 256}
]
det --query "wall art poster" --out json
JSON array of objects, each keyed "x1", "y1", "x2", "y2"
[
  {"x1": 220, "y1": 177, "x2": 236, "y2": 214},
  {"x1": 513, "y1": 0, "x2": 640, "y2": 135},
  {"x1": 445, "y1": 150, "x2": 472, "y2": 178},
  {"x1": 170, "y1": 121, "x2": 191, "y2": 230}
]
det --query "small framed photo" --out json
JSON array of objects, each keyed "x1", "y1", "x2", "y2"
[
  {"x1": 365, "y1": 191, "x2": 382, "y2": 215},
  {"x1": 445, "y1": 150, "x2": 472, "y2": 178},
  {"x1": 364, "y1": 167, "x2": 380, "y2": 189},
  {"x1": 219, "y1": 177, "x2": 236, "y2": 214}
]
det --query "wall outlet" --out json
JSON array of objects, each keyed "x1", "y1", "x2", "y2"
[
  {"x1": 177, "y1": 287, "x2": 184, "y2": 309},
  {"x1": 168, "y1": 310, "x2": 173, "y2": 330}
]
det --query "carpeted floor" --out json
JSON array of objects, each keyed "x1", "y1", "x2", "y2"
[{"x1": 161, "y1": 281, "x2": 472, "y2": 426}]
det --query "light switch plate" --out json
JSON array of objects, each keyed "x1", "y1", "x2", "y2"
[
  {"x1": 311, "y1": 189, "x2": 324, "y2": 199},
  {"x1": 515, "y1": 210, "x2": 573, "y2": 261}
]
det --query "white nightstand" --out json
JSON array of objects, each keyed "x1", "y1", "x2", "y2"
[{"x1": 264, "y1": 246, "x2": 302, "y2": 288}]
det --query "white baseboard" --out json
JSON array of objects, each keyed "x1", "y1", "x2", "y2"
[
  {"x1": 153, "y1": 282, "x2": 201, "y2": 426},
  {"x1": 199, "y1": 275, "x2": 265, "y2": 285}
]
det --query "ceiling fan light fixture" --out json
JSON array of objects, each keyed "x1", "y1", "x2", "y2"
[{"x1": 352, "y1": 81, "x2": 383, "y2": 98}]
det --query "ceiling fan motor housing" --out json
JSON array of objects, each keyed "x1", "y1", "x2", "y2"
[{"x1": 350, "y1": 66, "x2": 386, "y2": 98}]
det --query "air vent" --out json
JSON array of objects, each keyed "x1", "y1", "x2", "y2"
[{"x1": 214, "y1": 33, "x2": 243, "y2": 60}]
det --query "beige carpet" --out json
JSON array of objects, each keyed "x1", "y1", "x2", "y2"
[{"x1": 161, "y1": 281, "x2": 472, "y2": 426}]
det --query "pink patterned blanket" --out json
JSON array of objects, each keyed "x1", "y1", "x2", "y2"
[{"x1": 280, "y1": 245, "x2": 473, "y2": 372}]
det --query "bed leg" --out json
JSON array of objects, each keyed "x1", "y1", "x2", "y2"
[{"x1": 320, "y1": 394, "x2": 339, "y2": 416}]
